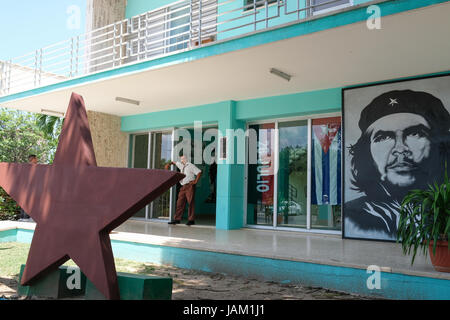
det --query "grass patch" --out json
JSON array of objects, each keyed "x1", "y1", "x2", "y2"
[
  {"x1": 0, "y1": 242, "x2": 30, "y2": 277},
  {"x1": 0, "y1": 241, "x2": 165, "y2": 279}
]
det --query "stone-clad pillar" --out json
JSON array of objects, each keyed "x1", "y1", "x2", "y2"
[
  {"x1": 83, "y1": 1, "x2": 128, "y2": 168},
  {"x1": 87, "y1": 110, "x2": 128, "y2": 168},
  {"x1": 85, "y1": 0, "x2": 127, "y2": 73},
  {"x1": 86, "y1": 0, "x2": 127, "y2": 32}
]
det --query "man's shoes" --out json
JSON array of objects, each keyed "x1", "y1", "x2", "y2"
[
  {"x1": 168, "y1": 220, "x2": 181, "y2": 225},
  {"x1": 186, "y1": 221, "x2": 195, "y2": 226}
]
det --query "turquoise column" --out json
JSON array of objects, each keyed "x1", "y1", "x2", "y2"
[{"x1": 216, "y1": 101, "x2": 245, "y2": 230}]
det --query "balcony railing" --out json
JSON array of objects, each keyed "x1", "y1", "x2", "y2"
[{"x1": 0, "y1": 0, "x2": 354, "y2": 97}]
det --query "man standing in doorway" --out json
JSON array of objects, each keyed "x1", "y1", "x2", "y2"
[{"x1": 165, "y1": 155, "x2": 202, "y2": 226}]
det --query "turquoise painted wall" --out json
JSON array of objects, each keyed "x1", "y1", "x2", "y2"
[
  {"x1": 121, "y1": 87, "x2": 341, "y2": 131},
  {"x1": 125, "y1": 0, "x2": 179, "y2": 18},
  {"x1": 217, "y1": 0, "x2": 303, "y2": 40},
  {"x1": 236, "y1": 87, "x2": 341, "y2": 121}
]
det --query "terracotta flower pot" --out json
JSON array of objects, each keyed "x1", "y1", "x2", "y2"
[{"x1": 429, "y1": 240, "x2": 450, "y2": 273}]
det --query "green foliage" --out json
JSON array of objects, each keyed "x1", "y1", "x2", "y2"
[
  {"x1": 397, "y1": 166, "x2": 450, "y2": 265},
  {"x1": 0, "y1": 108, "x2": 59, "y2": 163},
  {"x1": 0, "y1": 108, "x2": 61, "y2": 219},
  {"x1": 279, "y1": 146, "x2": 307, "y2": 173},
  {"x1": 35, "y1": 114, "x2": 63, "y2": 140},
  {"x1": 0, "y1": 187, "x2": 20, "y2": 220}
]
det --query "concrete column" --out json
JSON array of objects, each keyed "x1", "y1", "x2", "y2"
[
  {"x1": 86, "y1": 0, "x2": 127, "y2": 32},
  {"x1": 87, "y1": 110, "x2": 128, "y2": 168},
  {"x1": 215, "y1": 101, "x2": 245, "y2": 230},
  {"x1": 85, "y1": 0, "x2": 128, "y2": 73}
]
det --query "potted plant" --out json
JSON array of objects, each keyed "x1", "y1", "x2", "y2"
[{"x1": 397, "y1": 166, "x2": 450, "y2": 272}]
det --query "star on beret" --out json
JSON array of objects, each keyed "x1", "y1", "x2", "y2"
[{"x1": 389, "y1": 98, "x2": 399, "y2": 106}]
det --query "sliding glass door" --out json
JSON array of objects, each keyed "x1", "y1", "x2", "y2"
[
  {"x1": 150, "y1": 132, "x2": 173, "y2": 220},
  {"x1": 246, "y1": 123, "x2": 276, "y2": 226},
  {"x1": 246, "y1": 116, "x2": 342, "y2": 232},
  {"x1": 277, "y1": 120, "x2": 308, "y2": 228},
  {"x1": 131, "y1": 134, "x2": 149, "y2": 218},
  {"x1": 131, "y1": 130, "x2": 174, "y2": 220}
]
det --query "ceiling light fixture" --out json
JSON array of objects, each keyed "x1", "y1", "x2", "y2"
[
  {"x1": 41, "y1": 108, "x2": 65, "y2": 117},
  {"x1": 270, "y1": 68, "x2": 292, "y2": 82},
  {"x1": 115, "y1": 97, "x2": 140, "y2": 106}
]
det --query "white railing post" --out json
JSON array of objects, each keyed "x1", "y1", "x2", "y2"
[
  {"x1": 38, "y1": 48, "x2": 42, "y2": 86},
  {"x1": 254, "y1": 0, "x2": 257, "y2": 31},
  {"x1": 34, "y1": 49, "x2": 38, "y2": 87},
  {"x1": 137, "y1": 15, "x2": 141, "y2": 61},
  {"x1": 70, "y1": 37, "x2": 74, "y2": 77},
  {"x1": 7, "y1": 60, "x2": 11, "y2": 94},
  {"x1": 119, "y1": 22, "x2": 123, "y2": 66},
  {"x1": 198, "y1": 0, "x2": 202, "y2": 46},
  {"x1": 266, "y1": 0, "x2": 269, "y2": 29},
  {"x1": 0, "y1": 61, "x2": 4, "y2": 95},
  {"x1": 189, "y1": 0, "x2": 193, "y2": 49},
  {"x1": 75, "y1": 36, "x2": 79, "y2": 76},
  {"x1": 113, "y1": 23, "x2": 117, "y2": 67}
]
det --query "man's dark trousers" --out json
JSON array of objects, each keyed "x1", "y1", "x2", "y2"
[{"x1": 174, "y1": 183, "x2": 196, "y2": 221}]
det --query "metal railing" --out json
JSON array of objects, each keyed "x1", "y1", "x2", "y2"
[{"x1": 0, "y1": 0, "x2": 353, "y2": 97}]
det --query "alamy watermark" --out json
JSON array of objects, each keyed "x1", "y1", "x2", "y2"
[
  {"x1": 66, "y1": 5, "x2": 81, "y2": 30},
  {"x1": 367, "y1": 5, "x2": 382, "y2": 30},
  {"x1": 366, "y1": 265, "x2": 381, "y2": 290},
  {"x1": 171, "y1": 121, "x2": 278, "y2": 172},
  {"x1": 66, "y1": 266, "x2": 81, "y2": 290}
]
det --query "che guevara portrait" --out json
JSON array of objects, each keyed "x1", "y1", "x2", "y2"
[{"x1": 343, "y1": 74, "x2": 450, "y2": 241}]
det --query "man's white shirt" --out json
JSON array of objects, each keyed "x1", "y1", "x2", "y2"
[{"x1": 175, "y1": 161, "x2": 201, "y2": 185}]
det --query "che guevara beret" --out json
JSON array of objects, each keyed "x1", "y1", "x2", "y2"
[{"x1": 358, "y1": 90, "x2": 450, "y2": 133}]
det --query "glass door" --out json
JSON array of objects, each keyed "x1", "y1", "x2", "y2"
[
  {"x1": 149, "y1": 131, "x2": 173, "y2": 220},
  {"x1": 131, "y1": 134, "x2": 149, "y2": 218},
  {"x1": 131, "y1": 130, "x2": 174, "y2": 220},
  {"x1": 245, "y1": 116, "x2": 342, "y2": 232},
  {"x1": 277, "y1": 120, "x2": 308, "y2": 228},
  {"x1": 246, "y1": 123, "x2": 276, "y2": 226}
]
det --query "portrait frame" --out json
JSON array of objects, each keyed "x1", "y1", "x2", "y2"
[{"x1": 342, "y1": 72, "x2": 450, "y2": 241}]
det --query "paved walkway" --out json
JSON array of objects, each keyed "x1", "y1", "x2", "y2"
[{"x1": 2, "y1": 220, "x2": 448, "y2": 280}]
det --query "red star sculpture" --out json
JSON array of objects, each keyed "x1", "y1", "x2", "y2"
[{"x1": 0, "y1": 93, "x2": 184, "y2": 299}]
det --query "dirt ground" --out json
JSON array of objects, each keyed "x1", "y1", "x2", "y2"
[{"x1": 0, "y1": 262, "x2": 368, "y2": 300}]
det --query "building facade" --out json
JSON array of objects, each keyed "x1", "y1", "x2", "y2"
[{"x1": 1, "y1": 0, "x2": 449, "y2": 241}]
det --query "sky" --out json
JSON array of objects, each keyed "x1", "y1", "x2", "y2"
[{"x1": 0, "y1": 0, "x2": 86, "y2": 61}]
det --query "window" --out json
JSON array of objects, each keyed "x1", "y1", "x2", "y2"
[
  {"x1": 310, "y1": 0, "x2": 351, "y2": 14},
  {"x1": 244, "y1": 0, "x2": 278, "y2": 11},
  {"x1": 246, "y1": 117, "x2": 342, "y2": 231}
]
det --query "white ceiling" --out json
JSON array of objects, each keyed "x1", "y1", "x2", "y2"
[{"x1": 2, "y1": 2, "x2": 450, "y2": 117}]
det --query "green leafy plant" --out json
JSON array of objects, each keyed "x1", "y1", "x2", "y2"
[
  {"x1": 0, "y1": 187, "x2": 20, "y2": 220},
  {"x1": 397, "y1": 166, "x2": 450, "y2": 265}
]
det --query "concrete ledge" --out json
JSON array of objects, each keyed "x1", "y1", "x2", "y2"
[{"x1": 85, "y1": 272, "x2": 172, "y2": 300}]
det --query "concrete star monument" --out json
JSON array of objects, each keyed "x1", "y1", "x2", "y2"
[{"x1": 0, "y1": 93, "x2": 184, "y2": 299}]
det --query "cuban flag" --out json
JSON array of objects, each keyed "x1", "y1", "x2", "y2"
[{"x1": 311, "y1": 117, "x2": 341, "y2": 205}]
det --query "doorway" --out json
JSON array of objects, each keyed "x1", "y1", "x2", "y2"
[
  {"x1": 130, "y1": 130, "x2": 174, "y2": 221},
  {"x1": 130, "y1": 125, "x2": 218, "y2": 225},
  {"x1": 172, "y1": 125, "x2": 218, "y2": 226}
]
